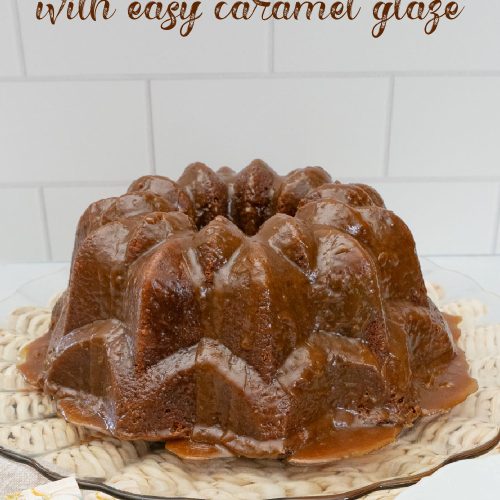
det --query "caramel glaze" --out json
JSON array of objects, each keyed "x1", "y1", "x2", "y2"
[
  {"x1": 19, "y1": 160, "x2": 477, "y2": 463},
  {"x1": 161, "y1": 316, "x2": 475, "y2": 464},
  {"x1": 20, "y1": 313, "x2": 475, "y2": 463},
  {"x1": 417, "y1": 314, "x2": 477, "y2": 414}
]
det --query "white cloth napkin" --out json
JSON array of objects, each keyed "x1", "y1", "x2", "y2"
[
  {"x1": 1, "y1": 474, "x2": 81, "y2": 498},
  {"x1": 0, "y1": 455, "x2": 50, "y2": 496}
]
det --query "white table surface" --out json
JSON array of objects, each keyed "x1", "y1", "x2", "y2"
[{"x1": 1, "y1": 256, "x2": 499, "y2": 302}]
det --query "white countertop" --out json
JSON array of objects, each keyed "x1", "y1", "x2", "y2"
[
  {"x1": 426, "y1": 256, "x2": 500, "y2": 296},
  {"x1": 1, "y1": 256, "x2": 499, "y2": 302}
]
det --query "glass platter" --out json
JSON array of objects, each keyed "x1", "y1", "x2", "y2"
[{"x1": 0, "y1": 258, "x2": 498, "y2": 500}]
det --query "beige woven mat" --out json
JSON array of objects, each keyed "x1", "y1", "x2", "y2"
[{"x1": 0, "y1": 284, "x2": 498, "y2": 500}]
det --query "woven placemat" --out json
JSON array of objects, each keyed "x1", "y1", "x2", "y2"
[{"x1": 0, "y1": 284, "x2": 498, "y2": 500}]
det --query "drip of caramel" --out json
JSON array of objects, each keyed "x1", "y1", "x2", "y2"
[
  {"x1": 418, "y1": 314, "x2": 478, "y2": 414},
  {"x1": 166, "y1": 440, "x2": 233, "y2": 460},
  {"x1": 18, "y1": 333, "x2": 50, "y2": 387}
]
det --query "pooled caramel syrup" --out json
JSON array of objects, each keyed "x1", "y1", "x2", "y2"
[
  {"x1": 446, "y1": 313, "x2": 462, "y2": 342},
  {"x1": 288, "y1": 425, "x2": 402, "y2": 464},
  {"x1": 18, "y1": 332, "x2": 50, "y2": 387},
  {"x1": 166, "y1": 440, "x2": 234, "y2": 460},
  {"x1": 164, "y1": 425, "x2": 402, "y2": 464},
  {"x1": 418, "y1": 314, "x2": 478, "y2": 414},
  {"x1": 58, "y1": 398, "x2": 109, "y2": 433}
]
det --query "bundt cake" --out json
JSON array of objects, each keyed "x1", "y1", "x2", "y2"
[{"x1": 20, "y1": 160, "x2": 477, "y2": 462}]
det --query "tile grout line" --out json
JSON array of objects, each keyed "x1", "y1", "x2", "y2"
[
  {"x1": 268, "y1": 21, "x2": 275, "y2": 73},
  {"x1": 2, "y1": 176, "x2": 500, "y2": 189},
  {"x1": 0, "y1": 180, "x2": 134, "y2": 189},
  {"x1": 11, "y1": 0, "x2": 27, "y2": 76},
  {"x1": 37, "y1": 187, "x2": 53, "y2": 261},
  {"x1": 2, "y1": 70, "x2": 500, "y2": 83},
  {"x1": 145, "y1": 80, "x2": 157, "y2": 174},
  {"x1": 491, "y1": 183, "x2": 500, "y2": 254},
  {"x1": 422, "y1": 253, "x2": 500, "y2": 258},
  {"x1": 341, "y1": 176, "x2": 500, "y2": 183},
  {"x1": 383, "y1": 76, "x2": 395, "y2": 176}
]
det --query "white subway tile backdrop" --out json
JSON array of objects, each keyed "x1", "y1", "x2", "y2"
[
  {"x1": 274, "y1": 0, "x2": 500, "y2": 72},
  {"x1": 0, "y1": 81, "x2": 152, "y2": 183},
  {"x1": 390, "y1": 77, "x2": 500, "y2": 177},
  {"x1": 370, "y1": 182, "x2": 500, "y2": 255},
  {"x1": 497, "y1": 221, "x2": 500, "y2": 253},
  {"x1": 0, "y1": 0, "x2": 499, "y2": 262},
  {"x1": 16, "y1": 2, "x2": 269, "y2": 76},
  {"x1": 0, "y1": 1, "x2": 22, "y2": 77},
  {"x1": 0, "y1": 188, "x2": 47, "y2": 261},
  {"x1": 151, "y1": 78, "x2": 391, "y2": 177}
]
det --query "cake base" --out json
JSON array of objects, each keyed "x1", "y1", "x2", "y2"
[
  {"x1": 18, "y1": 314, "x2": 476, "y2": 465},
  {"x1": 0, "y1": 272, "x2": 497, "y2": 499}
]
